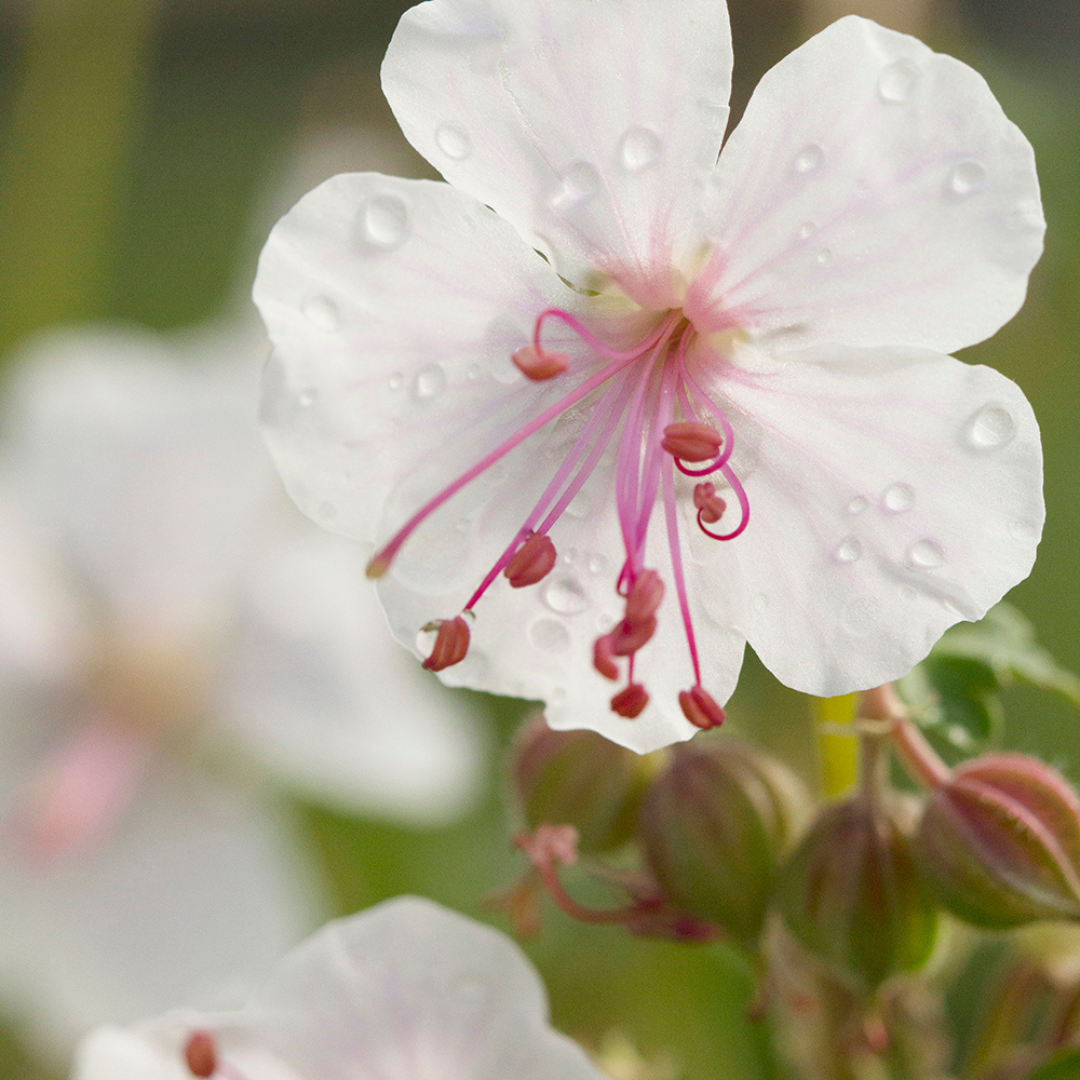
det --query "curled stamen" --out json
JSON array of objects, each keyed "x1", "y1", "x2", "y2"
[
  {"x1": 695, "y1": 463, "x2": 750, "y2": 542},
  {"x1": 512, "y1": 345, "x2": 570, "y2": 381},
  {"x1": 661, "y1": 421, "x2": 722, "y2": 462},
  {"x1": 678, "y1": 685, "x2": 726, "y2": 730},
  {"x1": 593, "y1": 635, "x2": 619, "y2": 680},
  {"x1": 611, "y1": 683, "x2": 649, "y2": 718},
  {"x1": 420, "y1": 615, "x2": 471, "y2": 671},
  {"x1": 504, "y1": 532, "x2": 557, "y2": 588},
  {"x1": 693, "y1": 482, "x2": 726, "y2": 524},
  {"x1": 184, "y1": 1032, "x2": 217, "y2": 1078}
]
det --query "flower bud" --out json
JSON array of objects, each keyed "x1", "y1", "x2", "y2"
[
  {"x1": 777, "y1": 796, "x2": 938, "y2": 991},
  {"x1": 916, "y1": 753, "x2": 1080, "y2": 929},
  {"x1": 511, "y1": 716, "x2": 660, "y2": 854},
  {"x1": 638, "y1": 738, "x2": 811, "y2": 948}
]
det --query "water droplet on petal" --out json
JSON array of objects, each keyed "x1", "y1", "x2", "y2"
[
  {"x1": 794, "y1": 144, "x2": 824, "y2": 174},
  {"x1": 833, "y1": 537, "x2": 863, "y2": 563},
  {"x1": 798, "y1": 222, "x2": 816, "y2": 241},
  {"x1": 413, "y1": 364, "x2": 447, "y2": 400},
  {"x1": 435, "y1": 122, "x2": 472, "y2": 160},
  {"x1": 528, "y1": 618, "x2": 571, "y2": 654},
  {"x1": 388, "y1": 372, "x2": 404, "y2": 391},
  {"x1": 882, "y1": 483, "x2": 915, "y2": 513},
  {"x1": 947, "y1": 161, "x2": 987, "y2": 197},
  {"x1": 542, "y1": 576, "x2": 589, "y2": 615},
  {"x1": 587, "y1": 553, "x2": 607, "y2": 574},
  {"x1": 618, "y1": 126, "x2": 660, "y2": 172},
  {"x1": 466, "y1": 363, "x2": 481, "y2": 380},
  {"x1": 877, "y1": 59, "x2": 918, "y2": 103},
  {"x1": 565, "y1": 488, "x2": 595, "y2": 519},
  {"x1": 358, "y1": 194, "x2": 410, "y2": 250},
  {"x1": 550, "y1": 162, "x2": 600, "y2": 208},
  {"x1": 753, "y1": 593, "x2": 770, "y2": 614},
  {"x1": 965, "y1": 403, "x2": 1015, "y2": 449},
  {"x1": 301, "y1": 295, "x2": 341, "y2": 331},
  {"x1": 1009, "y1": 518, "x2": 1038, "y2": 543},
  {"x1": 847, "y1": 495, "x2": 868, "y2": 515},
  {"x1": 815, "y1": 248, "x2": 833, "y2": 266},
  {"x1": 908, "y1": 539, "x2": 945, "y2": 568},
  {"x1": 297, "y1": 389, "x2": 317, "y2": 408}
]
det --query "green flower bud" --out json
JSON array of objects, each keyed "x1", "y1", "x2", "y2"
[
  {"x1": 916, "y1": 753, "x2": 1080, "y2": 929},
  {"x1": 511, "y1": 715, "x2": 660, "y2": 854},
  {"x1": 777, "y1": 795, "x2": 938, "y2": 991},
  {"x1": 637, "y1": 737, "x2": 811, "y2": 948}
]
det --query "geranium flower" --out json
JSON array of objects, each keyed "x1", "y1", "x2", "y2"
[
  {"x1": 254, "y1": 1, "x2": 1045, "y2": 753},
  {"x1": 71, "y1": 896, "x2": 606, "y2": 1080},
  {"x1": 0, "y1": 326, "x2": 484, "y2": 1050}
]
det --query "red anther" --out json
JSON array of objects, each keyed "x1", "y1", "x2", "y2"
[
  {"x1": 184, "y1": 1031, "x2": 217, "y2": 1078},
  {"x1": 693, "y1": 482, "x2": 727, "y2": 525},
  {"x1": 611, "y1": 683, "x2": 649, "y2": 718},
  {"x1": 593, "y1": 635, "x2": 619, "y2": 680},
  {"x1": 420, "y1": 615, "x2": 471, "y2": 671},
  {"x1": 678, "y1": 685, "x2": 726, "y2": 729},
  {"x1": 661, "y1": 421, "x2": 722, "y2": 462},
  {"x1": 504, "y1": 532, "x2": 557, "y2": 588},
  {"x1": 624, "y1": 569, "x2": 664, "y2": 624},
  {"x1": 512, "y1": 345, "x2": 570, "y2": 381},
  {"x1": 609, "y1": 615, "x2": 658, "y2": 657}
]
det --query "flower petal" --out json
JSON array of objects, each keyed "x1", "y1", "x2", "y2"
[
  {"x1": 687, "y1": 16, "x2": 1044, "y2": 354},
  {"x1": 690, "y1": 339, "x2": 1043, "y2": 696},
  {"x1": 381, "y1": 0, "x2": 733, "y2": 307}
]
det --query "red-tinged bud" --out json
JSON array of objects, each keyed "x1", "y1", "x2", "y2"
[
  {"x1": 593, "y1": 635, "x2": 619, "y2": 680},
  {"x1": 678, "y1": 684, "x2": 725, "y2": 730},
  {"x1": 504, "y1": 532, "x2": 557, "y2": 588},
  {"x1": 693, "y1": 482, "x2": 726, "y2": 524},
  {"x1": 777, "y1": 796, "x2": 939, "y2": 991},
  {"x1": 184, "y1": 1032, "x2": 217, "y2": 1078},
  {"x1": 639, "y1": 739, "x2": 811, "y2": 948},
  {"x1": 915, "y1": 753, "x2": 1080, "y2": 929},
  {"x1": 624, "y1": 569, "x2": 664, "y2": 624},
  {"x1": 420, "y1": 615, "x2": 470, "y2": 671},
  {"x1": 611, "y1": 683, "x2": 649, "y2": 718},
  {"x1": 511, "y1": 715, "x2": 661, "y2": 853},
  {"x1": 512, "y1": 345, "x2": 570, "y2": 380},
  {"x1": 608, "y1": 615, "x2": 658, "y2": 657},
  {"x1": 661, "y1": 421, "x2": 722, "y2": 462}
]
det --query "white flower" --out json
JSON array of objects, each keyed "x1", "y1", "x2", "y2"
[
  {"x1": 254, "y1": 0, "x2": 1044, "y2": 753},
  {"x1": 0, "y1": 325, "x2": 485, "y2": 1050},
  {"x1": 70, "y1": 896, "x2": 606, "y2": 1080}
]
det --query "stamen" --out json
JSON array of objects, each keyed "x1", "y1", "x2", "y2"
[
  {"x1": 608, "y1": 615, "x2": 658, "y2": 657},
  {"x1": 661, "y1": 421, "x2": 722, "y2": 462},
  {"x1": 420, "y1": 615, "x2": 471, "y2": 671},
  {"x1": 593, "y1": 635, "x2": 619, "y2": 680},
  {"x1": 512, "y1": 345, "x2": 569, "y2": 381},
  {"x1": 184, "y1": 1032, "x2": 217, "y2": 1078},
  {"x1": 624, "y1": 569, "x2": 664, "y2": 624},
  {"x1": 611, "y1": 683, "x2": 649, "y2": 718},
  {"x1": 696, "y1": 463, "x2": 750, "y2": 541},
  {"x1": 504, "y1": 532, "x2": 557, "y2": 588},
  {"x1": 693, "y1": 482, "x2": 726, "y2": 524},
  {"x1": 678, "y1": 685, "x2": 726, "y2": 730}
]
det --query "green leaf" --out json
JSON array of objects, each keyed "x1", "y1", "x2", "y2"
[{"x1": 1029, "y1": 1047, "x2": 1080, "y2": 1080}]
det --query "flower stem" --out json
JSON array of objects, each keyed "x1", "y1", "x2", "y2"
[{"x1": 860, "y1": 683, "x2": 951, "y2": 790}]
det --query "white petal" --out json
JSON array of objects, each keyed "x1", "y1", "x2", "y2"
[
  {"x1": 219, "y1": 519, "x2": 487, "y2": 824},
  {"x1": 687, "y1": 16, "x2": 1044, "y2": 354},
  {"x1": 694, "y1": 340, "x2": 1043, "y2": 696},
  {"x1": 381, "y1": 0, "x2": 733, "y2": 306}
]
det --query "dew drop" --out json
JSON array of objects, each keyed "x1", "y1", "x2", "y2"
[
  {"x1": 387, "y1": 372, "x2": 404, "y2": 391},
  {"x1": 947, "y1": 161, "x2": 987, "y2": 198},
  {"x1": 565, "y1": 488, "x2": 595, "y2": 519},
  {"x1": 617, "y1": 126, "x2": 661, "y2": 172},
  {"x1": 1009, "y1": 518, "x2": 1038, "y2": 543},
  {"x1": 882, "y1": 483, "x2": 915, "y2": 513},
  {"x1": 542, "y1": 575, "x2": 589, "y2": 615},
  {"x1": 815, "y1": 248, "x2": 833, "y2": 266},
  {"x1": 877, "y1": 59, "x2": 918, "y2": 103},
  {"x1": 833, "y1": 537, "x2": 863, "y2": 564},
  {"x1": 753, "y1": 593, "x2": 770, "y2": 614},
  {"x1": 964, "y1": 404, "x2": 1015, "y2": 449},
  {"x1": 587, "y1": 553, "x2": 607, "y2": 574},
  {"x1": 793, "y1": 144, "x2": 824, "y2": 174},
  {"x1": 528, "y1": 618, "x2": 571, "y2": 654},
  {"x1": 798, "y1": 222, "x2": 816, "y2": 241},
  {"x1": 297, "y1": 389, "x2": 317, "y2": 408},
  {"x1": 358, "y1": 194, "x2": 410, "y2": 250},
  {"x1": 466, "y1": 363, "x2": 481, "y2": 381},
  {"x1": 551, "y1": 161, "x2": 600, "y2": 207},
  {"x1": 301, "y1": 295, "x2": 341, "y2": 331},
  {"x1": 413, "y1": 363, "x2": 447, "y2": 400},
  {"x1": 435, "y1": 122, "x2": 472, "y2": 160},
  {"x1": 847, "y1": 495, "x2": 868, "y2": 515},
  {"x1": 908, "y1": 539, "x2": 945, "y2": 568}
]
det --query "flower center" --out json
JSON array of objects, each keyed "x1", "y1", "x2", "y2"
[{"x1": 367, "y1": 307, "x2": 750, "y2": 729}]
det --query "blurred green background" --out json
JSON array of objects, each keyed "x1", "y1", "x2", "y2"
[{"x1": 0, "y1": 0, "x2": 1076, "y2": 1078}]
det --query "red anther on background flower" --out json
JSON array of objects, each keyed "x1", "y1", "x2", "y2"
[
  {"x1": 624, "y1": 569, "x2": 665, "y2": 624},
  {"x1": 661, "y1": 421, "x2": 723, "y2": 463},
  {"x1": 420, "y1": 615, "x2": 471, "y2": 671},
  {"x1": 611, "y1": 683, "x2": 649, "y2": 718},
  {"x1": 504, "y1": 532, "x2": 557, "y2": 588},
  {"x1": 184, "y1": 1031, "x2": 217, "y2": 1078},
  {"x1": 678, "y1": 685, "x2": 726, "y2": 729},
  {"x1": 693, "y1": 482, "x2": 726, "y2": 524},
  {"x1": 609, "y1": 615, "x2": 658, "y2": 657},
  {"x1": 593, "y1": 635, "x2": 619, "y2": 680},
  {"x1": 511, "y1": 344, "x2": 570, "y2": 381}
]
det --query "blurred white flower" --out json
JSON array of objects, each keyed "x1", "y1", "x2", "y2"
[
  {"x1": 71, "y1": 896, "x2": 606, "y2": 1080},
  {"x1": 0, "y1": 325, "x2": 486, "y2": 1052}
]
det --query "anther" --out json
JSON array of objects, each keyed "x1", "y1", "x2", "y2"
[
  {"x1": 661, "y1": 421, "x2": 722, "y2": 462},
  {"x1": 593, "y1": 635, "x2": 619, "y2": 680},
  {"x1": 512, "y1": 345, "x2": 570, "y2": 381},
  {"x1": 611, "y1": 683, "x2": 649, "y2": 718},
  {"x1": 420, "y1": 615, "x2": 471, "y2": 671},
  {"x1": 693, "y1": 482, "x2": 726, "y2": 525},
  {"x1": 184, "y1": 1031, "x2": 217, "y2": 1078},
  {"x1": 365, "y1": 551, "x2": 392, "y2": 579},
  {"x1": 678, "y1": 685, "x2": 726, "y2": 730},
  {"x1": 624, "y1": 569, "x2": 664, "y2": 624},
  {"x1": 504, "y1": 532, "x2": 557, "y2": 588},
  {"x1": 609, "y1": 615, "x2": 658, "y2": 656}
]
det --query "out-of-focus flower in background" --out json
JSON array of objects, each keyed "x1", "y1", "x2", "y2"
[{"x1": 0, "y1": 324, "x2": 485, "y2": 1056}]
